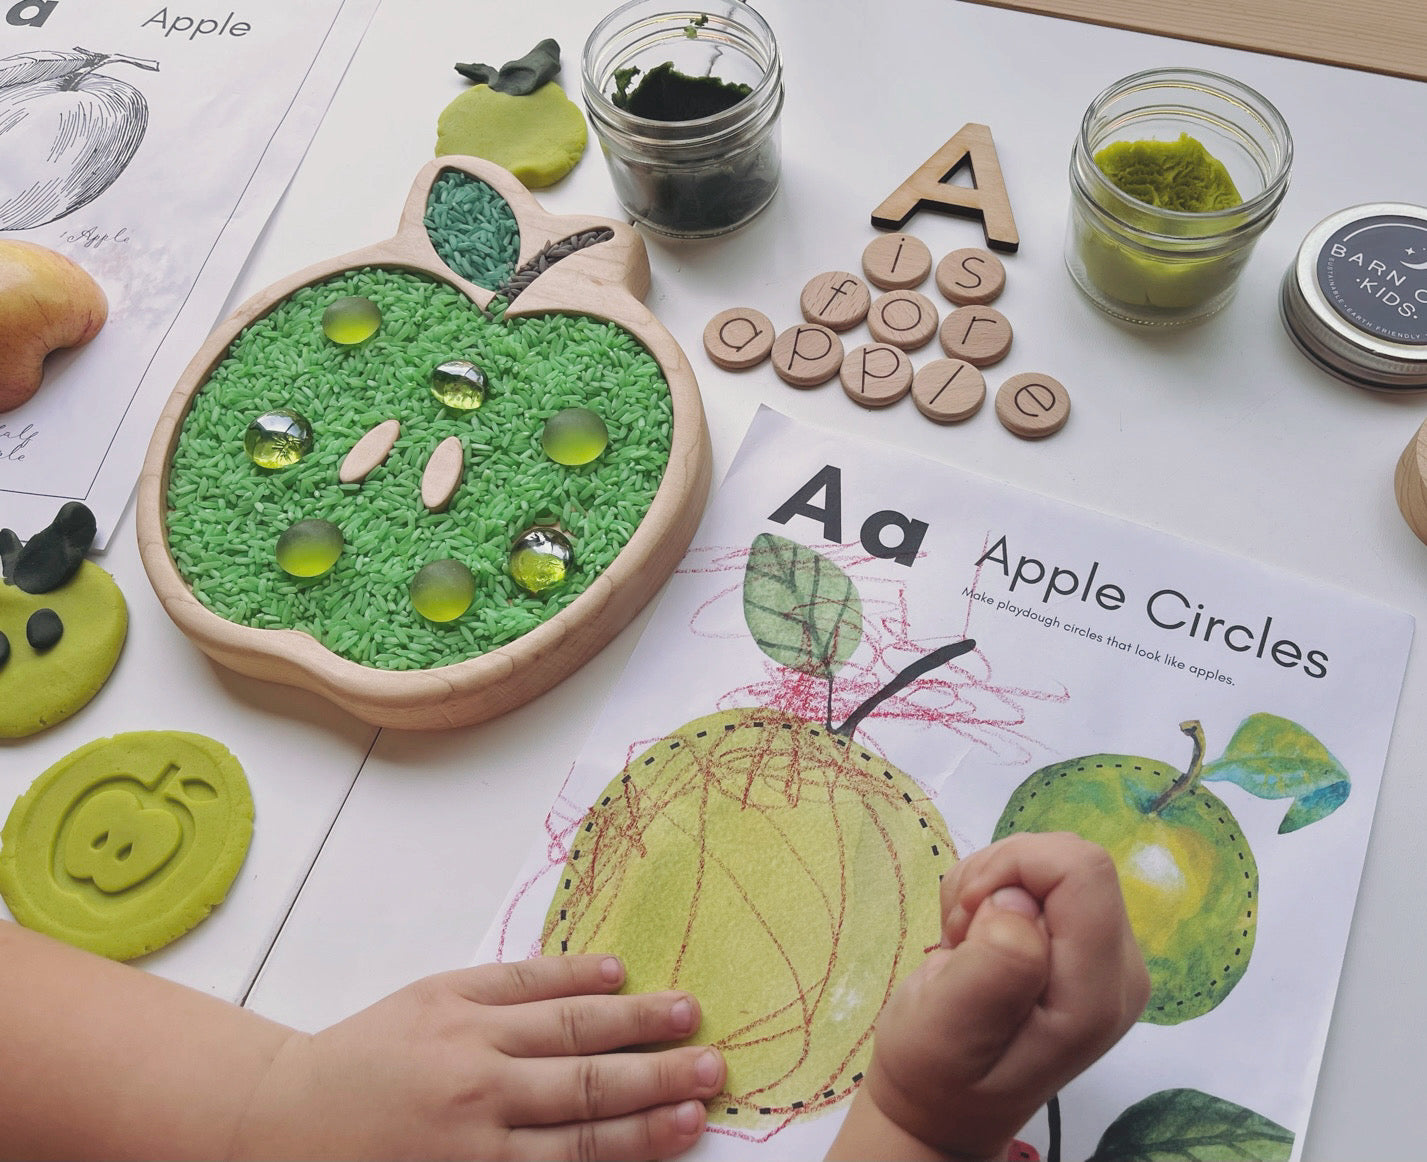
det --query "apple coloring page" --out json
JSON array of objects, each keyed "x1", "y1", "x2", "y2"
[
  {"x1": 0, "y1": 0, "x2": 379, "y2": 546},
  {"x1": 480, "y1": 406, "x2": 1413, "y2": 1162}
]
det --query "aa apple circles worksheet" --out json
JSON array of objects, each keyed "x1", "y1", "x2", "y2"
[
  {"x1": 0, "y1": 0, "x2": 378, "y2": 546},
  {"x1": 480, "y1": 405, "x2": 1412, "y2": 1162}
]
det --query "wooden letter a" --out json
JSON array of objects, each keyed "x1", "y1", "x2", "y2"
[{"x1": 871, "y1": 123, "x2": 1019, "y2": 252}]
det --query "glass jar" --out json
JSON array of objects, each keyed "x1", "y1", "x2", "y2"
[
  {"x1": 1065, "y1": 67, "x2": 1293, "y2": 326},
  {"x1": 581, "y1": 0, "x2": 784, "y2": 238}
]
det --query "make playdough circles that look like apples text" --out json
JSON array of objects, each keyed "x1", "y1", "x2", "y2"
[
  {"x1": 542, "y1": 708, "x2": 955, "y2": 1133},
  {"x1": 0, "y1": 732, "x2": 255, "y2": 961},
  {"x1": 994, "y1": 751, "x2": 1258, "y2": 1025}
]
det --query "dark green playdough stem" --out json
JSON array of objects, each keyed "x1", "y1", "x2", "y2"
[
  {"x1": 1094, "y1": 133, "x2": 1242, "y2": 212},
  {"x1": 612, "y1": 62, "x2": 751, "y2": 120}
]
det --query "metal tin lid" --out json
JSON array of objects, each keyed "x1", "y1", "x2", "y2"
[{"x1": 1280, "y1": 202, "x2": 1427, "y2": 392}]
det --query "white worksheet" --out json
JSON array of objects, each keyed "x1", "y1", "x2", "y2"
[{"x1": 0, "y1": 0, "x2": 379, "y2": 546}]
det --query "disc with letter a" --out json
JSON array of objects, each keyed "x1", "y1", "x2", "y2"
[{"x1": 703, "y1": 307, "x2": 776, "y2": 370}]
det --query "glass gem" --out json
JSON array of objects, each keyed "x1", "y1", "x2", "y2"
[
  {"x1": 430, "y1": 359, "x2": 489, "y2": 410},
  {"x1": 509, "y1": 526, "x2": 574, "y2": 594},
  {"x1": 540, "y1": 407, "x2": 609, "y2": 466},
  {"x1": 276, "y1": 519, "x2": 343, "y2": 578},
  {"x1": 321, "y1": 296, "x2": 382, "y2": 345},
  {"x1": 410, "y1": 558, "x2": 476, "y2": 622},
  {"x1": 244, "y1": 409, "x2": 314, "y2": 469}
]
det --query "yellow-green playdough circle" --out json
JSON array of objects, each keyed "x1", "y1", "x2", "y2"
[
  {"x1": 435, "y1": 82, "x2": 587, "y2": 188},
  {"x1": 0, "y1": 561, "x2": 127, "y2": 739},
  {"x1": 542, "y1": 708, "x2": 954, "y2": 1132},
  {"x1": 0, "y1": 731, "x2": 254, "y2": 960}
]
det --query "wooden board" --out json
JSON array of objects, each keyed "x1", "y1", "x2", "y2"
[
  {"x1": 135, "y1": 157, "x2": 712, "y2": 731},
  {"x1": 962, "y1": 0, "x2": 1427, "y2": 82}
]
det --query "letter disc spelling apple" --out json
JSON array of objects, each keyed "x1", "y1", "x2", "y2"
[{"x1": 0, "y1": 731, "x2": 254, "y2": 960}]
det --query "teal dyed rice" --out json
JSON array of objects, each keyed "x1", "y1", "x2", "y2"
[
  {"x1": 166, "y1": 265, "x2": 673, "y2": 671},
  {"x1": 423, "y1": 170, "x2": 520, "y2": 288}
]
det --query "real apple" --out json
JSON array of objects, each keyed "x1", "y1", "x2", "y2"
[{"x1": 0, "y1": 239, "x2": 107, "y2": 412}]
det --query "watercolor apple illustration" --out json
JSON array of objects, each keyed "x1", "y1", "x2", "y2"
[
  {"x1": 542, "y1": 533, "x2": 975, "y2": 1133},
  {"x1": 0, "y1": 46, "x2": 159, "y2": 230},
  {"x1": 0, "y1": 238, "x2": 107, "y2": 411},
  {"x1": 994, "y1": 715, "x2": 1351, "y2": 1025}
]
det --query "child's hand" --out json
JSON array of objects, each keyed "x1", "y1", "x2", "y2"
[
  {"x1": 828, "y1": 832, "x2": 1149, "y2": 1161},
  {"x1": 232, "y1": 954, "x2": 725, "y2": 1161}
]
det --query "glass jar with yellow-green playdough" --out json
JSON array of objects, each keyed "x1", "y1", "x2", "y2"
[{"x1": 1065, "y1": 68, "x2": 1293, "y2": 326}]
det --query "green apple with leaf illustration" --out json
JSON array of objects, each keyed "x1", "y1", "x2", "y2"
[
  {"x1": 543, "y1": 533, "x2": 974, "y2": 1133},
  {"x1": 995, "y1": 713, "x2": 1350, "y2": 1024}
]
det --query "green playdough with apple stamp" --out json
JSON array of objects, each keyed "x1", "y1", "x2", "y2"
[
  {"x1": 0, "y1": 502, "x2": 127, "y2": 739},
  {"x1": 542, "y1": 535, "x2": 974, "y2": 1132},
  {"x1": 0, "y1": 731, "x2": 254, "y2": 960},
  {"x1": 436, "y1": 39, "x2": 586, "y2": 188},
  {"x1": 1078, "y1": 133, "x2": 1250, "y2": 311},
  {"x1": 994, "y1": 715, "x2": 1350, "y2": 1025}
]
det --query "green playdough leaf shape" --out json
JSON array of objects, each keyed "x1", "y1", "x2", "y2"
[
  {"x1": 743, "y1": 533, "x2": 861, "y2": 680},
  {"x1": 455, "y1": 38, "x2": 561, "y2": 96},
  {"x1": 1201, "y1": 712, "x2": 1351, "y2": 833},
  {"x1": 1088, "y1": 1087, "x2": 1294, "y2": 1162}
]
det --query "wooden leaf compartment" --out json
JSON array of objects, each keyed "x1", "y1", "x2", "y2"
[{"x1": 137, "y1": 157, "x2": 711, "y2": 730}]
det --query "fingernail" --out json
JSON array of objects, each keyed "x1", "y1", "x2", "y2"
[
  {"x1": 670, "y1": 997, "x2": 696, "y2": 1034},
  {"x1": 674, "y1": 1100, "x2": 702, "y2": 1135},
  {"x1": 599, "y1": 956, "x2": 623, "y2": 984},
  {"x1": 695, "y1": 1048, "x2": 720, "y2": 1088},
  {"x1": 989, "y1": 885, "x2": 1041, "y2": 920}
]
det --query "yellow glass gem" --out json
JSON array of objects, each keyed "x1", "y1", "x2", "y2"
[
  {"x1": 509, "y1": 526, "x2": 574, "y2": 594},
  {"x1": 321, "y1": 295, "x2": 382, "y2": 345},
  {"x1": 244, "y1": 409, "x2": 314, "y2": 469},
  {"x1": 540, "y1": 407, "x2": 608, "y2": 466},
  {"x1": 430, "y1": 359, "x2": 489, "y2": 410},
  {"x1": 275, "y1": 519, "x2": 343, "y2": 578},
  {"x1": 410, "y1": 558, "x2": 476, "y2": 622}
]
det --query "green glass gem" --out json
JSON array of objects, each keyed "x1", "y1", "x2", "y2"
[
  {"x1": 321, "y1": 295, "x2": 382, "y2": 345},
  {"x1": 430, "y1": 359, "x2": 489, "y2": 410},
  {"x1": 509, "y1": 526, "x2": 574, "y2": 594},
  {"x1": 410, "y1": 558, "x2": 476, "y2": 622},
  {"x1": 540, "y1": 407, "x2": 609, "y2": 466},
  {"x1": 275, "y1": 519, "x2": 343, "y2": 578},
  {"x1": 244, "y1": 409, "x2": 314, "y2": 469}
]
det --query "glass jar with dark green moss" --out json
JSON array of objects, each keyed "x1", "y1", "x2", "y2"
[
  {"x1": 582, "y1": 0, "x2": 783, "y2": 238},
  {"x1": 1065, "y1": 68, "x2": 1293, "y2": 326}
]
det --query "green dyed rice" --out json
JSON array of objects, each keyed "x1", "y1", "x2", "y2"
[
  {"x1": 424, "y1": 170, "x2": 520, "y2": 288},
  {"x1": 166, "y1": 265, "x2": 673, "y2": 672}
]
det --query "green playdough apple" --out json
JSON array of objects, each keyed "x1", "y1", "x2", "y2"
[
  {"x1": 0, "y1": 239, "x2": 107, "y2": 412},
  {"x1": 436, "y1": 82, "x2": 587, "y2": 188},
  {"x1": 0, "y1": 502, "x2": 126, "y2": 738},
  {"x1": 994, "y1": 720, "x2": 1257, "y2": 1025}
]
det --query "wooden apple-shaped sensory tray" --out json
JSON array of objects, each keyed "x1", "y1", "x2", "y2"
[{"x1": 137, "y1": 157, "x2": 711, "y2": 730}]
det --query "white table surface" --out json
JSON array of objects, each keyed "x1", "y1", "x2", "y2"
[{"x1": 14, "y1": 1, "x2": 1424, "y2": 1157}]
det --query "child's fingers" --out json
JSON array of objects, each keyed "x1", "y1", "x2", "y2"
[
  {"x1": 869, "y1": 900, "x2": 1050, "y2": 1156},
  {"x1": 508, "y1": 1099, "x2": 708, "y2": 1162},
  {"x1": 447, "y1": 954, "x2": 626, "y2": 1006},
  {"x1": 494, "y1": 990, "x2": 703, "y2": 1058},
  {"x1": 505, "y1": 1043, "x2": 725, "y2": 1126}
]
